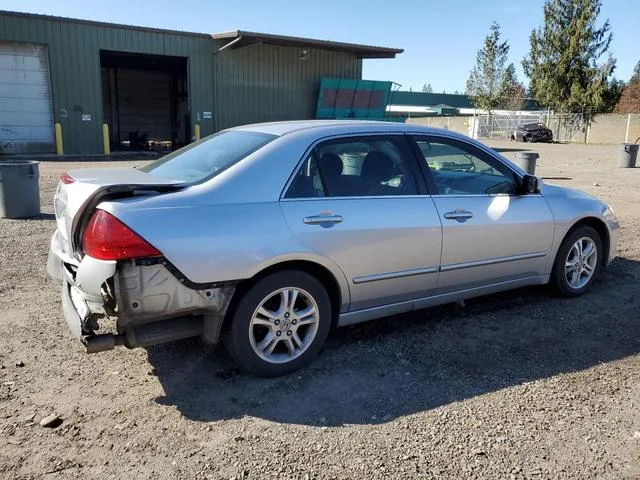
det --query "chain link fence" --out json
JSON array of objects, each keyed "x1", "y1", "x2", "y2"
[{"x1": 474, "y1": 113, "x2": 587, "y2": 142}]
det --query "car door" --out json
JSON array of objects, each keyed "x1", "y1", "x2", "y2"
[
  {"x1": 280, "y1": 134, "x2": 442, "y2": 312},
  {"x1": 409, "y1": 134, "x2": 555, "y2": 293}
]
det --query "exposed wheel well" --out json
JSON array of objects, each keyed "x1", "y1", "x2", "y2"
[
  {"x1": 565, "y1": 217, "x2": 610, "y2": 265},
  {"x1": 224, "y1": 260, "x2": 343, "y2": 331}
]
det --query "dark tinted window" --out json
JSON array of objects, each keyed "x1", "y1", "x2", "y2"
[
  {"x1": 315, "y1": 136, "x2": 418, "y2": 197},
  {"x1": 414, "y1": 137, "x2": 518, "y2": 195},
  {"x1": 141, "y1": 130, "x2": 276, "y2": 184},
  {"x1": 286, "y1": 136, "x2": 419, "y2": 199},
  {"x1": 285, "y1": 154, "x2": 325, "y2": 199}
]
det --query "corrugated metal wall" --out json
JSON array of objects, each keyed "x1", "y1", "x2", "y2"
[
  {"x1": 213, "y1": 43, "x2": 362, "y2": 130},
  {"x1": 0, "y1": 12, "x2": 364, "y2": 154},
  {"x1": 0, "y1": 12, "x2": 214, "y2": 154}
]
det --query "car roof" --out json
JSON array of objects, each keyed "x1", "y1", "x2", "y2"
[{"x1": 227, "y1": 119, "x2": 460, "y2": 138}]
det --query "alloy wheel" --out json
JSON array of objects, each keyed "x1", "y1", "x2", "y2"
[
  {"x1": 565, "y1": 236, "x2": 598, "y2": 289},
  {"x1": 249, "y1": 287, "x2": 320, "y2": 364}
]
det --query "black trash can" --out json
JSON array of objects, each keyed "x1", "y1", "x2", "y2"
[
  {"x1": 515, "y1": 151, "x2": 539, "y2": 175},
  {"x1": 618, "y1": 143, "x2": 639, "y2": 168},
  {"x1": 0, "y1": 161, "x2": 41, "y2": 219}
]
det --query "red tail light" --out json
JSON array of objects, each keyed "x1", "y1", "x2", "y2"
[
  {"x1": 83, "y1": 210, "x2": 161, "y2": 261},
  {"x1": 59, "y1": 172, "x2": 75, "y2": 184}
]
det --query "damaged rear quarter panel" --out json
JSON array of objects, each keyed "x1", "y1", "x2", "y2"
[{"x1": 115, "y1": 261, "x2": 234, "y2": 331}]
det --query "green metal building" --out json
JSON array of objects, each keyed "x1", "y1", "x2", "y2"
[{"x1": 0, "y1": 11, "x2": 402, "y2": 155}]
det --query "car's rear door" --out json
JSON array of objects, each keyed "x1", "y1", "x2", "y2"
[
  {"x1": 409, "y1": 134, "x2": 555, "y2": 293},
  {"x1": 280, "y1": 134, "x2": 442, "y2": 313}
]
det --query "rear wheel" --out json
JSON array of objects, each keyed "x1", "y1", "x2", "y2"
[
  {"x1": 551, "y1": 226, "x2": 602, "y2": 297},
  {"x1": 224, "y1": 270, "x2": 332, "y2": 377}
]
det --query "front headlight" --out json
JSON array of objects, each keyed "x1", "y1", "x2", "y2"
[{"x1": 603, "y1": 203, "x2": 617, "y2": 220}]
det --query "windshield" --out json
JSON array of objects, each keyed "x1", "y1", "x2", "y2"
[{"x1": 140, "y1": 130, "x2": 277, "y2": 183}]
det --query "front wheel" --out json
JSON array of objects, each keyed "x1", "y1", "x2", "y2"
[
  {"x1": 224, "y1": 270, "x2": 332, "y2": 377},
  {"x1": 551, "y1": 226, "x2": 602, "y2": 297}
]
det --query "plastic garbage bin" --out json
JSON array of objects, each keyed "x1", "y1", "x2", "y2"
[
  {"x1": 618, "y1": 142, "x2": 639, "y2": 168},
  {"x1": 0, "y1": 160, "x2": 41, "y2": 219},
  {"x1": 515, "y1": 151, "x2": 539, "y2": 175}
]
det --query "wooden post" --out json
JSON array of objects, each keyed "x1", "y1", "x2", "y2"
[{"x1": 625, "y1": 113, "x2": 631, "y2": 143}]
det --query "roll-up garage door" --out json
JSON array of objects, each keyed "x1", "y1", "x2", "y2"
[{"x1": 0, "y1": 41, "x2": 55, "y2": 154}]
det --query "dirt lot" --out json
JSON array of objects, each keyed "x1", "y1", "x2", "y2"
[{"x1": 1, "y1": 141, "x2": 639, "y2": 479}]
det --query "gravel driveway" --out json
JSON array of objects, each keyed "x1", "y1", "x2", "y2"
[{"x1": 1, "y1": 141, "x2": 639, "y2": 479}]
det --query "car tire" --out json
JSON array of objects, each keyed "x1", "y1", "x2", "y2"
[
  {"x1": 550, "y1": 226, "x2": 603, "y2": 297},
  {"x1": 224, "y1": 270, "x2": 332, "y2": 377}
]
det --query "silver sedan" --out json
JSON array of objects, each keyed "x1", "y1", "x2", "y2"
[{"x1": 47, "y1": 121, "x2": 620, "y2": 376}]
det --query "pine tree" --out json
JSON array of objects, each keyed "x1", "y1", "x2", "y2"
[
  {"x1": 602, "y1": 78, "x2": 625, "y2": 112},
  {"x1": 522, "y1": 0, "x2": 614, "y2": 113},
  {"x1": 466, "y1": 22, "x2": 512, "y2": 113},
  {"x1": 422, "y1": 83, "x2": 433, "y2": 93},
  {"x1": 499, "y1": 64, "x2": 526, "y2": 111}
]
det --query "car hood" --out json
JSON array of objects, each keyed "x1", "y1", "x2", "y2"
[{"x1": 541, "y1": 182, "x2": 598, "y2": 201}]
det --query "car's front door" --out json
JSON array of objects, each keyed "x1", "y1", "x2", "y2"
[
  {"x1": 410, "y1": 135, "x2": 555, "y2": 293},
  {"x1": 280, "y1": 134, "x2": 442, "y2": 312}
]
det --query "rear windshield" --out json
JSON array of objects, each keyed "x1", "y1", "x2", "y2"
[{"x1": 140, "y1": 130, "x2": 277, "y2": 184}]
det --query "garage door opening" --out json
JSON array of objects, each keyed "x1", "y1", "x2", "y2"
[{"x1": 100, "y1": 51, "x2": 189, "y2": 152}]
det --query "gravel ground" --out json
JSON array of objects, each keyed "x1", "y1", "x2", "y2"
[{"x1": 0, "y1": 141, "x2": 639, "y2": 479}]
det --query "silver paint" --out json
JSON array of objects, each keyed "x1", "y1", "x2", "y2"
[{"x1": 48, "y1": 120, "x2": 620, "y2": 346}]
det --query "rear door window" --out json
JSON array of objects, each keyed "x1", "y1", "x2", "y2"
[{"x1": 285, "y1": 135, "x2": 419, "y2": 198}]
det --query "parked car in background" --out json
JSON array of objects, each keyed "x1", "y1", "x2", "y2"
[
  {"x1": 48, "y1": 121, "x2": 618, "y2": 377},
  {"x1": 512, "y1": 122, "x2": 553, "y2": 143}
]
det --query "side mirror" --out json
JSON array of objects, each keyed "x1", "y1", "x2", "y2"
[{"x1": 520, "y1": 174, "x2": 540, "y2": 194}]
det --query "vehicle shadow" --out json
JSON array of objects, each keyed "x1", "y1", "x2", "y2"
[{"x1": 148, "y1": 257, "x2": 640, "y2": 427}]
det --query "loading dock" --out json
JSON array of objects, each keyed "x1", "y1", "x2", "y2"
[{"x1": 100, "y1": 51, "x2": 189, "y2": 152}]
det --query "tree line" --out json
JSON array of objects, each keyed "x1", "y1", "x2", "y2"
[{"x1": 461, "y1": 0, "x2": 638, "y2": 114}]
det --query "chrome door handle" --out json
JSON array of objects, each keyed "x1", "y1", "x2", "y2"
[
  {"x1": 444, "y1": 209, "x2": 473, "y2": 221},
  {"x1": 303, "y1": 214, "x2": 343, "y2": 225}
]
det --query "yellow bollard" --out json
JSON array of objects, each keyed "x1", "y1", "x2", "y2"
[
  {"x1": 55, "y1": 123, "x2": 64, "y2": 155},
  {"x1": 194, "y1": 124, "x2": 201, "y2": 141},
  {"x1": 102, "y1": 123, "x2": 111, "y2": 155}
]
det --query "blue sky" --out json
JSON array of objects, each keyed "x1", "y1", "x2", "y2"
[{"x1": 3, "y1": 0, "x2": 638, "y2": 92}]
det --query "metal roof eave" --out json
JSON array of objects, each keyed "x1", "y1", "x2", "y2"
[{"x1": 212, "y1": 30, "x2": 403, "y2": 58}]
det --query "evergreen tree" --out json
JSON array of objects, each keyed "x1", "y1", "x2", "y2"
[
  {"x1": 499, "y1": 64, "x2": 526, "y2": 111},
  {"x1": 422, "y1": 83, "x2": 433, "y2": 93},
  {"x1": 466, "y1": 22, "x2": 512, "y2": 113},
  {"x1": 602, "y1": 78, "x2": 625, "y2": 112},
  {"x1": 522, "y1": 0, "x2": 614, "y2": 113}
]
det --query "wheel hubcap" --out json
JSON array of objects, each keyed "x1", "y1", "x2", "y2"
[
  {"x1": 565, "y1": 237, "x2": 597, "y2": 289},
  {"x1": 249, "y1": 287, "x2": 320, "y2": 364}
]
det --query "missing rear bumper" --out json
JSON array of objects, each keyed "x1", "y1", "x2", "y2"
[
  {"x1": 57, "y1": 258, "x2": 235, "y2": 352},
  {"x1": 82, "y1": 315, "x2": 204, "y2": 353}
]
